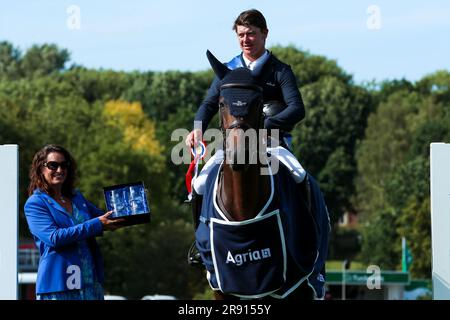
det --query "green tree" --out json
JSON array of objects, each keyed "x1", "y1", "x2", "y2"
[
  {"x1": 293, "y1": 76, "x2": 373, "y2": 224},
  {"x1": 20, "y1": 44, "x2": 70, "y2": 77},
  {"x1": 145, "y1": 71, "x2": 213, "y2": 121},
  {"x1": 359, "y1": 209, "x2": 400, "y2": 270},
  {"x1": 356, "y1": 71, "x2": 450, "y2": 273},
  {"x1": 384, "y1": 156, "x2": 431, "y2": 277},
  {"x1": 397, "y1": 197, "x2": 431, "y2": 278},
  {"x1": 269, "y1": 45, "x2": 352, "y2": 85},
  {"x1": 0, "y1": 96, "x2": 38, "y2": 235},
  {"x1": 0, "y1": 41, "x2": 22, "y2": 79},
  {"x1": 354, "y1": 91, "x2": 422, "y2": 219},
  {"x1": 416, "y1": 70, "x2": 450, "y2": 104},
  {"x1": 60, "y1": 68, "x2": 134, "y2": 103},
  {"x1": 373, "y1": 78, "x2": 414, "y2": 104}
]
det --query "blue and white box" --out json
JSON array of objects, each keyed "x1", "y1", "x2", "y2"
[{"x1": 103, "y1": 181, "x2": 151, "y2": 226}]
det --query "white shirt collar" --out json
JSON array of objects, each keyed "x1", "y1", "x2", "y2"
[{"x1": 242, "y1": 50, "x2": 270, "y2": 75}]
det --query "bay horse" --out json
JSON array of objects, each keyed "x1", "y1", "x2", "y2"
[{"x1": 193, "y1": 51, "x2": 330, "y2": 300}]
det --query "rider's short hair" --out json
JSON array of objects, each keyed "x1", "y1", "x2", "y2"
[{"x1": 232, "y1": 9, "x2": 268, "y2": 33}]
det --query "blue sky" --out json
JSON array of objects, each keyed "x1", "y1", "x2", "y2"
[{"x1": 1, "y1": 0, "x2": 449, "y2": 83}]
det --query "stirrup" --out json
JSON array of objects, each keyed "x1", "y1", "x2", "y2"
[{"x1": 187, "y1": 241, "x2": 203, "y2": 267}]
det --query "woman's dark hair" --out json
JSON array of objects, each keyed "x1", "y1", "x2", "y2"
[
  {"x1": 27, "y1": 144, "x2": 77, "y2": 197},
  {"x1": 232, "y1": 9, "x2": 268, "y2": 32}
]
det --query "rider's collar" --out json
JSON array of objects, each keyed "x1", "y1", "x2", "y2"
[{"x1": 242, "y1": 50, "x2": 270, "y2": 74}]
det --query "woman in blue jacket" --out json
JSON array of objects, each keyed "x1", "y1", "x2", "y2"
[{"x1": 24, "y1": 144, "x2": 124, "y2": 300}]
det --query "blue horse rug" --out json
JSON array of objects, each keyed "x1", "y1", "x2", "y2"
[{"x1": 195, "y1": 159, "x2": 330, "y2": 299}]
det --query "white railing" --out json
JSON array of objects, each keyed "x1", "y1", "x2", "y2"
[{"x1": 18, "y1": 272, "x2": 37, "y2": 284}]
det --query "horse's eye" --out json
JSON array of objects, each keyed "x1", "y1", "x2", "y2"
[{"x1": 219, "y1": 102, "x2": 224, "y2": 108}]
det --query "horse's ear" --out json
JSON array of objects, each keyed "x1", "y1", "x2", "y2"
[{"x1": 206, "y1": 50, "x2": 230, "y2": 80}]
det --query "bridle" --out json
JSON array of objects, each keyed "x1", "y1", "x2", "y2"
[
  {"x1": 218, "y1": 83, "x2": 264, "y2": 134},
  {"x1": 217, "y1": 83, "x2": 265, "y2": 168}
]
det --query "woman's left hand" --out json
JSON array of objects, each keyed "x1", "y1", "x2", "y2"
[{"x1": 99, "y1": 211, "x2": 126, "y2": 231}]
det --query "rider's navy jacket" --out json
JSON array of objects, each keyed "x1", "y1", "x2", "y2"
[
  {"x1": 24, "y1": 189, "x2": 104, "y2": 294},
  {"x1": 194, "y1": 52, "x2": 305, "y2": 133}
]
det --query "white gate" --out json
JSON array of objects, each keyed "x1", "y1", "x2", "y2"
[
  {"x1": 431, "y1": 142, "x2": 450, "y2": 299},
  {"x1": 0, "y1": 144, "x2": 18, "y2": 299}
]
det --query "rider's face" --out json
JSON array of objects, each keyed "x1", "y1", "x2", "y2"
[{"x1": 236, "y1": 25, "x2": 268, "y2": 62}]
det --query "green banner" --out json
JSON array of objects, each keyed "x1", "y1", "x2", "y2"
[{"x1": 327, "y1": 271, "x2": 410, "y2": 285}]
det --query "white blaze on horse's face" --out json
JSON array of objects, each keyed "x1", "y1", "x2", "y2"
[{"x1": 236, "y1": 25, "x2": 268, "y2": 62}]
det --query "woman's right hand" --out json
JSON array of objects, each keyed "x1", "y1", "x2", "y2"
[{"x1": 99, "y1": 211, "x2": 125, "y2": 231}]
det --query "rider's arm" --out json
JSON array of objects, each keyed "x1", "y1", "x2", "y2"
[
  {"x1": 194, "y1": 76, "x2": 221, "y2": 133},
  {"x1": 264, "y1": 65, "x2": 305, "y2": 132}
]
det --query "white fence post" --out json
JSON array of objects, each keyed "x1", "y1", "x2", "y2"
[
  {"x1": 430, "y1": 143, "x2": 450, "y2": 299},
  {"x1": 0, "y1": 144, "x2": 19, "y2": 299}
]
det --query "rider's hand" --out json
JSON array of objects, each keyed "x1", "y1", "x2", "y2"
[
  {"x1": 185, "y1": 129, "x2": 202, "y2": 148},
  {"x1": 98, "y1": 211, "x2": 125, "y2": 232}
]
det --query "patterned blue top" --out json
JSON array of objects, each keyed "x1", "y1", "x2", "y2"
[{"x1": 37, "y1": 203, "x2": 104, "y2": 300}]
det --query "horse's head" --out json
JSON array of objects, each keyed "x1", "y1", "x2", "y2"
[{"x1": 207, "y1": 50, "x2": 265, "y2": 171}]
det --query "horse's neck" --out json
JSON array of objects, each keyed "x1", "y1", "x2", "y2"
[{"x1": 219, "y1": 164, "x2": 271, "y2": 221}]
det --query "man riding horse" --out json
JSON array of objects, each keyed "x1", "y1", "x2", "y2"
[
  {"x1": 191, "y1": 50, "x2": 330, "y2": 299},
  {"x1": 185, "y1": 9, "x2": 310, "y2": 218},
  {"x1": 186, "y1": 9, "x2": 329, "y2": 299}
]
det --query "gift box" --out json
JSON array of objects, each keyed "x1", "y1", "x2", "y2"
[{"x1": 103, "y1": 181, "x2": 151, "y2": 226}]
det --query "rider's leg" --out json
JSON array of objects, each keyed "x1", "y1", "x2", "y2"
[
  {"x1": 189, "y1": 151, "x2": 224, "y2": 267},
  {"x1": 267, "y1": 145, "x2": 311, "y2": 211},
  {"x1": 267, "y1": 145, "x2": 306, "y2": 183},
  {"x1": 191, "y1": 189, "x2": 203, "y2": 230},
  {"x1": 282, "y1": 133, "x2": 293, "y2": 151}
]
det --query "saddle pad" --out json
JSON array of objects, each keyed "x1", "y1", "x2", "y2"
[{"x1": 210, "y1": 209, "x2": 287, "y2": 298}]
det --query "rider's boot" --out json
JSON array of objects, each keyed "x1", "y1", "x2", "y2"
[
  {"x1": 187, "y1": 190, "x2": 203, "y2": 267},
  {"x1": 191, "y1": 190, "x2": 203, "y2": 231},
  {"x1": 298, "y1": 175, "x2": 312, "y2": 215}
]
